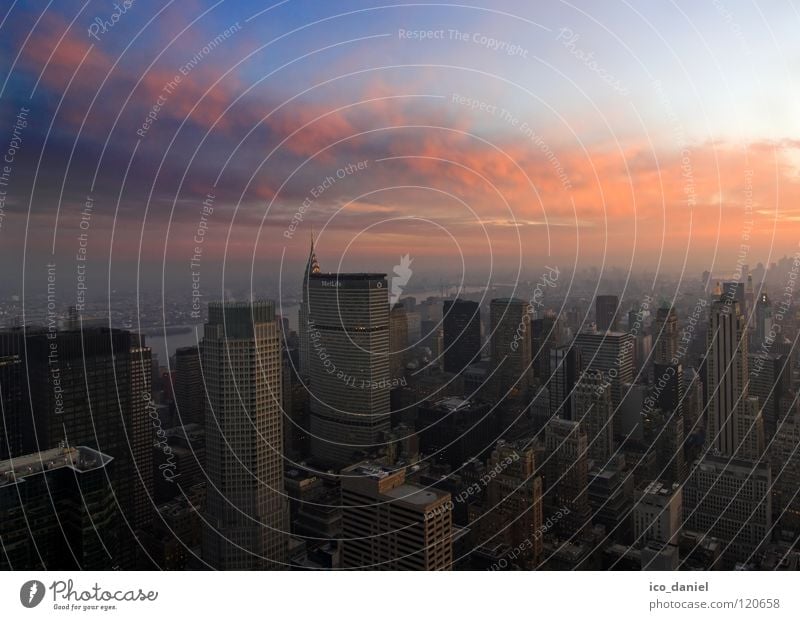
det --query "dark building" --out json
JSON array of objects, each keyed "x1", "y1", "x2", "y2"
[
  {"x1": 0, "y1": 446, "x2": 119, "y2": 569},
  {"x1": 130, "y1": 344, "x2": 155, "y2": 532},
  {"x1": 651, "y1": 362, "x2": 684, "y2": 418},
  {"x1": 749, "y1": 353, "x2": 789, "y2": 439},
  {"x1": 173, "y1": 345, "x2": 204, "y2": 426},
  {"x1": 574, "y1": 330, "x2": 634, "y2": 417},
  {"x1": 544, "y1": 418, "x2": 591, "y2": 539},
  {"x1": 23, "y1": 327, "x2": 145, "y2": 566},
  {"x1": 389, "y1": 303, "x2": 409, "y2": 380},
  {"x1": 489, "y1": 298, "x2": 532, "y2": 398},
  {"x1": 153, "y1": 423, "x2": 205, "y2": 502},
  {"x1": 722, "y1": 281, "x2": 745, "y2": 312},
  {"x1": 416, "y1": 397, "x2": 496, "y2": 469},
  {"x1": 531, "y1": 315, "x2": 560, "y2": 381},
  {"x1": 549, "y1": 345, "x2": 582, "y2": 420},
  {"x1": 443, "y1": 299, "x2": 481, "y2": 373},
  {"x1": 588, "y1": 465, "x2": 633, "y2": 544},
  {"x1": 652, "y1": 306, "x2": 678, "y2": 365},
  {"x1": 0, "y1": 329, "x2": 30, "y2": 460},
  {"x1": 595, "y1": 295, "x2": 619, "y2": 332},
  {"x1": 0, "y1": 354, "x2": 26, "y2": 460}
]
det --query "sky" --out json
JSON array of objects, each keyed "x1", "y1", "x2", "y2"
[{"x1": 1, "y1": 0, "x2": 799, "y2": 296}]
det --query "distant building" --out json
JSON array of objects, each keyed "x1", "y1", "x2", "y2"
[
  {"x1": 490, "y1": 298, "x2": 533, "y2": 398},
  {"x1": 130, "y1": 344, "x2": 155, "y2": 530},
  {"x1": 173, "y1": 345, "x2": 203, "y2": 426},
  {"x1": 706, "y1": 299, "x2": 749, "y2": 457},
  {"x1": 544, "y1": 418, "x2": 591, "y2": 538},
  {"x1": 588, "y1": 464, "x2": 633, "y2": 543},
  {"x1": 549, "y1": 345, "x2": 581, "y2": 420},
  {"x1": 652, "y1": 306, "x2": 678, "y2": 365},
  {"x1": 574, "y1": 370, "x2": 614, "y2": 463},
  {"x1": 416, "y1": 397, "x2": 496, "y2": 468},
  {"x1": 389, "y1": 304, "x2": 409, "y2": 380},
  {"x1": 443, "y1": 299, "x2": 481, "y2": 373},
  {"x1": 753, "y1": 290, "x2": 772, "y2": 346},
  {"x1": 341, "y1": 462, "x2": 453, "y2": 570},
  {"x1": 471, "y1": 441, "x2": 543, "y2": 569},
  {"x1": 643, "y1": 408, "x2": 686, "y2": 484},
  {"x1": 574, "y1": 330, "x2": 634, "y2": 422},
  {"x1": 0, "y1": 354, "x2": 25, "y2": 460},
  {"x1": 532, "y1": 315, "x2": 561, "y2": 380},
  {"x1": 748, "y1": 353, "x2": 789, "y2": 439},
  {"x1": 770, "y1": 409, "x2": 800, "y2": 529},
  {"x1": 595, "y1": 295, "x2": 619, "y2": 332}
]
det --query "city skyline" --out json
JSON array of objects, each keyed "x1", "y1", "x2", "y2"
[{"x1": 1, "y1": 1, "x2": 799, "y2": 296}]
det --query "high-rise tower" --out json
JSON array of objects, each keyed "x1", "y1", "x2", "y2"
[
  {"x1": 442, "y1": 299, "x2": 481, "y2": 373},
  {"x1": 652, "y1": 306, "x2": 678, "y2": 365},
  {"x1": 595, "y1": 295, "x2": 619, "y2": 332},
  {"x1": 299, "y1": 234, "x2": 321, "y2": 378},
  {"x1": 705, "y1": 299, "x2": 749, "y2": 457},
  {"x1": 307, "y1": 273, "x2": 390, "y2": 467},
  {"x1": 489, "y1": 298, "x2": 533, "y2": 398},
  {"x1": 202, "y1": 301, "x2": 289, "y2": 569}
]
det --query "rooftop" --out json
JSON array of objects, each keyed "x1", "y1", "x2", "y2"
[
  {"x1": 0, "y1": 446, "x2": 112, "y2": 488},
  {"x1": 383, "y1": 483, "x2": 443, "y2": 506},
  {"x1": 433, "y1": 396, "x2": 470, "y2": 412},
  {"x1": 311, "y1": 273, "x2": 387, "y2": 280}
]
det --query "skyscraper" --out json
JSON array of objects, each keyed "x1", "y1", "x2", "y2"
[
  {"x1": 130, "y1": 343, "x2": 154, "y2": 531},
  {"x1": 749, "y1": 353, "x2": 788, "y2": 439},
  {"x1": 705, "y1": 299, "x2": 748, "y2": 457},
  {"x1": 544, "y1": 418, "x2": 591, "y2": 538},
  {"x1": 389, "y1": 303, "x2": 409, "y2": 380},
  {"x1": 642, "y1": 407, "x2": 686, "y2": 484},
  {"x1": 489, "y1": 298, "x2": 532, "y2": 398},
  {"x1": 754, "y1": 290, "x2": 772, "y2": 346},
  {"x1": 341, "y1": 462, "x2": 453, "y2": 570},
  {"x1": 574, "y1": 330, "x2": 634, "y2": 414},
  {"x1": 652, "y1": 306, "x2": 678, "y2": 365},
  {"x1": 0, "y1": 446, "x2": 119, "y2": 569},
  {"x1": 416, "y1": 397, "x2": 496, "y2": 468},
  {"x1": 736, "y1": 396, "x2": 765, "y2": 462},
  {"x1": 531, "y1": 314, "x2": 561, "y2": 380},
  {"x1": 298, "y1": 234, "x2": 321, "y2": 378},
  {"x1": 202, "y1": 301, "x2": 288, "y2": 569},
  {"x1": 549, "y1": 344, "x2": 581, "y2": 420},
  {"x1": 722, "y1": 281, "x2": 745, "y2": 313},
  {"x1": 0, "y1": 353, "x2": 25, "y2": 461},
  {"x1": 173, "y1": 345, "x2": 204, "y2": 426},
  {"x1": 770, "y1": 409, "x2": 800, "y2": 530},
  {"x1": 443, "y1": 298, "x2": 481, "y2": 373},
  {"x1": 474, "y1": 441, "x2": 543, "y2": 569},
  {"x1": 307, "y1": 273, "x2": 390, "y2": 467},
  {"x1": 595, "y1": 295, "x2": 619, "y2": 332},
  {"x1": 25, "y1": 327, "x2": 139, "y2": 566},
  {"x1": 574, "y1": 370, "x2": 614, "y2": 463}
]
